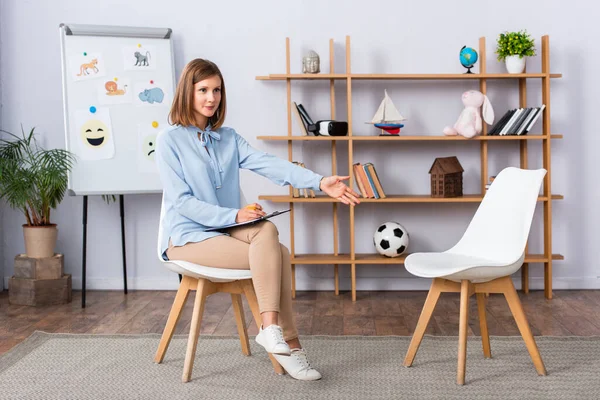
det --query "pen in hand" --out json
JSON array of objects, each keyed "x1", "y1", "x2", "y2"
[{"x1": 236, "y1": 203, "x2": 267, "y2": 223}]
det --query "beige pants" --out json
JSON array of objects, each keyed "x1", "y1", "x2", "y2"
[{"x1": 166, "y1": 220, "x2": 298, "y2": 341}]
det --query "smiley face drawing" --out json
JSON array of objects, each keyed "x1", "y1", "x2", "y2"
[
  {"x1": 80, "y1": 119, "x2": 109, "y2": 148},
  {"x1": 142, "y1": 134, "x2": 157, "y2": 161}
]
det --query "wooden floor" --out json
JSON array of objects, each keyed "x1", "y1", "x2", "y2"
[{"x1": 2, "y1": 289, "x2": 600, "y2": 355}]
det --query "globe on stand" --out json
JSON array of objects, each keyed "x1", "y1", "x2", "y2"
[{"x1": 459, "y1": 46, "x2": 478, "y2": 74}]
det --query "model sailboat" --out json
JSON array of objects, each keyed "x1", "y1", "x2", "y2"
[{"x1": 367, "y1": 90, "x2": 406, "y2": 135}]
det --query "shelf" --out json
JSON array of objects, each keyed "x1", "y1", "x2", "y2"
[
  {"x1": 259, "y1": 194, "x2": 564, "y2": 203},
  {"x1": 256, "y1": 73, "x2": 562, "y2": 80},
  {"x1": 258, "y1": 34, "x2": 560, "y2": 301},
  {"x1": 291, "y1": 253, "x2": 564, "y2": 265},
  {"x1": 257, "y1": 135, "x2": 563, "y2": 141}
]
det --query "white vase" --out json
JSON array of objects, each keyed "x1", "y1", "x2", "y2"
[{"x1": 505, "y1": 55, "x2": 526, "y2": 74}]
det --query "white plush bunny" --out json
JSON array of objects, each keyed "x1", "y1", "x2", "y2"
[{"x1": 443, "y1": 90, "x2": 494, "y2": 138}]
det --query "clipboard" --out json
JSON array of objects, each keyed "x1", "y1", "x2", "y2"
[{"x1": 205, "y1": 209, "x2": 291, "y2": 232}]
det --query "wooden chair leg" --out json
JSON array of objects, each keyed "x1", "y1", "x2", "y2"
[
  {"x1": 476, "y1": 293, "x2": 491, "y2": 359},
  {"x1": 242, "y1": 280, "x2": 285, "y2": 375},
  {"x1": 457, "y1": 280, "x2": 470, "y2": 385},
  {"x1": 182, "y1": 279, "x2": 208, "y2": 383},
  {"x1": 154, "y1": 276, "x2": 192, "y2": 363},
  {"x1": 403, "y1": 278, "x2": 442, "y2": 367},
  {"x1": 231, "y1": 293, "x2": 250, "y2": 356},
  {"x1": 501, "y1": 276, "x2": 547, "y2": 376}
]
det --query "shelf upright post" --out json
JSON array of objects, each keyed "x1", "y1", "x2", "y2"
[
  {"x1": 285, "y1": 37, "x2": 297, "y2": 298},
  {"x1": 541, "y1": 35, "x2": 553, "y2": 299},
  {"x1": 330, "y1": 38, "x2": 340, "y2": 295},
  {"x1": 345, "y1": 35, "x2": 357, "y2": 302},
  {"x1": 519, "y1": 55, "x2": 530, "y2": 294},
  {"x1": 478, "y1": 36, "x2": 491, "y2": 299},
  {"x1": 478, "y1": 37, "x2": 489, "y2": 194}
]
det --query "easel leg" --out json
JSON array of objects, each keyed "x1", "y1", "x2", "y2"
[
  {"x1": 82, "y1": 195, "x2": 88, "y2": 308},
  {"x1": 120, "y1": 195, "x2": 128, "y2": 294}
]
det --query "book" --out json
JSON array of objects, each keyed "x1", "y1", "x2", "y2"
[
  {"x1": 352, "y1": 163, "x2": 369, "y2": 198},
  {"x1": 364, "y1": 162, "x2": 386, "y2": 198},
  {"x1": 292, "y1": 102, "x2": 308, "y2": 136},
  {"x1": 522, "y1": 104, "x2": 545, "y2": 134},
  {"x1": 515, "y1": 108, "x2": 537, "y2": 135},
  {"x1": 296, "y1": 104, "x2": 317, "y2": 133},
  {"x1": 489, "y1": 109, "x2": 515, "y2": 135},
  {"x1": 362, "y1": 164, "x2": 380, "y2": 199},
  {"x1": 499, "y1": 108, "x2": 523, "y2": 135}
]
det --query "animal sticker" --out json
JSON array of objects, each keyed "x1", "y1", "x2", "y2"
[
  {"x1": 139, "y1": 87, "x2": 164, "y2": 104},
  {"x1": 70, "y1": 52, "x2": 106, "y2": 82},
  {"x1": 134, "y1": 51, "x2": 151, "y2": 66},
  {"x1": 77, "y1": 59, "x2": 99, "y2": 76},
  {"x1": 98, "y1": 77, "x2": 132, "y2": 105},
  {"x1": 73, "y1": 107, "x2": 115, "y2": 160},
  {"x1": 105, "y1": 81, "x2": 127, "y2": 95},
  {"x1": 123, "y1": 45, "x2": 157, "y2": 71},
  {"x1": 134, "y1": 81, "x2": 169, "y2": 106}
]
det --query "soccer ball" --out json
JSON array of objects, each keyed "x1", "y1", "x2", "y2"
[{"x1": 373, "y1": 222, "x2": 409, "y2": 258}]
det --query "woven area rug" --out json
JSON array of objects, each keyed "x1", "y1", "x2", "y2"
[{"x1": 1, "y1": 332, "x2": 599, "y2": 399}]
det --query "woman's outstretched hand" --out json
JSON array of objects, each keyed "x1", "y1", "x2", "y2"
[
  {"x1": 320, "y1": 176, "x2": 361, "y2": 206},
  {"x1": 236, "y1": 203, "x2": 267, "y2": 223}
]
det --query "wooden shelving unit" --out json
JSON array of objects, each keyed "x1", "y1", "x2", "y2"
[
  {"x1": 258, "y1": 194, "x2": 564, "y2": 203},
  {"x1": 290, "y1": 253, "x2": 565, "y2": 265},
  {"x1": 257, "y1": 135, "x2": 563, "y2": 141},
  {"x1": 256, "y1": 35, "x2": 563, "y2": 301}
]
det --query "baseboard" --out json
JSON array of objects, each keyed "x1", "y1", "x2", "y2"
[{"x1": 4, "y1": 276, "x2": 600, "y2": 291}]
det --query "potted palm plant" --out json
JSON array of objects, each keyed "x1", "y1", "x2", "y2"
[
  {"x1": 0, "y1": 127, "x2": 76, "y2": 258},
  {"x1": 495, "y1": 30, "x2": 536, "y2": 74}
]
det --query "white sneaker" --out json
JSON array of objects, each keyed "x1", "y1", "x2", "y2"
[
  {"x1": 274, "y1": 348, "x2": 322, "y2": 381},
  {"x1": 255, "y1": 325, "x2": 291, "y2": 356}
]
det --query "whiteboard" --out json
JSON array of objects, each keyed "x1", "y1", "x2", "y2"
[{"x1": 59, "y1": 24, "x2": 175, "y2": 195}]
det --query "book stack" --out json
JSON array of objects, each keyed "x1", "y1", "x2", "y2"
[
  {"x1": 352, "y1": 162, "x2": 386, "y2": 199},
  {"x1": 488, "y1": 104, "x2": 546, "y2": 135},
  {"x1": 292, "y1": 161, "x2": 316, "y2": 198}
]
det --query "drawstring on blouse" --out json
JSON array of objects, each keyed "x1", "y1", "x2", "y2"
[{"x1": 198, "y1": 126, "x2": 224, "y2": 189}]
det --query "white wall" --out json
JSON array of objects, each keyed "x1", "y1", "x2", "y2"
[
  {"x1": 1, "y1": 0, "x2": 597, "y2": 291},
  {"x1": 0, "y1": 1, "x2": 4, "y2": 290}
]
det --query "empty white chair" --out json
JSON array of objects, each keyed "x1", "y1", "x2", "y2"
[
  {"x1": 403, "y1": 167, "x2": 548, "y2": 385},
  {"x1": 153, "y1": 194, "x2": 284, "y2": 382}
]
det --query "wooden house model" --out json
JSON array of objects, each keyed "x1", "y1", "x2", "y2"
[{"x1": 429, "y1": 156, "x2": 464, "y2": 198}]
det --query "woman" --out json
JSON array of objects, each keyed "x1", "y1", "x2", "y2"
[{"x1": 155, "y1": 58, "x2": 360, "y2": 381}]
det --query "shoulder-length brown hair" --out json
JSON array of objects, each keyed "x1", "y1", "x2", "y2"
[{"x1": 169, "y1": 59, "x2": 227, "y2": 129}]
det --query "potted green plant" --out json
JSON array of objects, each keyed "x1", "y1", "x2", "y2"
[
  {"x1": 495, "y1": 30, "x2": 536, "y2": 74},
  {"x1": 0, "y1": 126, "x2": 76, "y2": 258}
]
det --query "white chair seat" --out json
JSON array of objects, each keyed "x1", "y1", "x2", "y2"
[
  {"x1": 157, "y1": 188, "x2": 253, "y2": 283},
  {"x1": 163, "y1": 260, "x2": 252, "y2": 283},
  {"x1": 405, "y1": 252, "x2": 525, "y2": 283}
]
